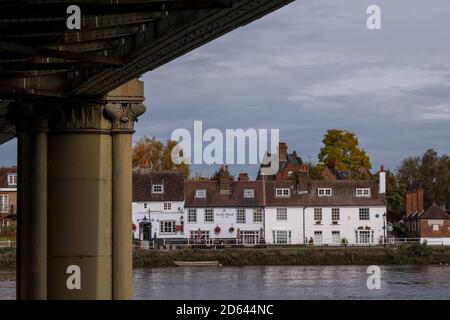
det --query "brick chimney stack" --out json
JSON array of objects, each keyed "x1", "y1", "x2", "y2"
[
  {"x1": 279, "y1": 142, "x2": 287, "y2": 161},
  {"x1": 238, "y1": 172, "x2": 249, "y2": 181},
  {"x1": 411, "y1": 190, "x2": 418, "y2": 213},
  {"x1": 299, "y1": 164, "x2": 309, "y2": 176},
  {"x1": 406, "y1": 192, "x2": 412, "y2": 216},
  {"x1": 219, "y1": 165, "x2": 231, "y2": 195},
  {"x1": 327, "y1": 159, "x2": 337, "y2": 169},
  {"x1": 139, "y1": 159, "x2": 151, "y2": 174},
  {"x1": 417, "y1": 189, "x2": 424, "y2": 212}
]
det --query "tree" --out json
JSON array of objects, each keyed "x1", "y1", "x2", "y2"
[
  {"x1": 306, "y1": 162, "x2": 324, "y2": 180},
  {"x1": 396, "y1": 149, "x2": 450, "y2": 208},
  {"x1": 132, "y1": 136, "x2": 190, "y2": 177},
  {"x1": 386, "y1": 170, "x2": 406, "y2": 221},
  {"x1": 318, "y1": 129, "x2": 372, "y2": 173}
]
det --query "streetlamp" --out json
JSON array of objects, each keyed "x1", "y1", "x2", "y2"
[{"x1": 383, "y1": 213, "x2": 387, "y2": 246}]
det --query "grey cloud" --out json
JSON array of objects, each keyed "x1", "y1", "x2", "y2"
[{"x1": 2, "y1": 0, "x2": 450, "y2": 178}]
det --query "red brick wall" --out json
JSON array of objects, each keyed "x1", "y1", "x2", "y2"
[
  {"x1": 276, "y1": 163, "x2": 305, "y2": 180},
  {"x1": 419, "y1": 219, "x2": 450, "y2": 238},
  {"x1": 417, "y1": 189, "x2": 424, "y2": 212},
  {"x1": 406, "y1": 192, "x2": 412, "y2": 215}
]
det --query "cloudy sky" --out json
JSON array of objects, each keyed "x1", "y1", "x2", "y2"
[{"x1": 1, "y1": 0, "x2": 450, "y2": 178}]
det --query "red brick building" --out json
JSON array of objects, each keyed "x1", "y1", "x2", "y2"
[
  {"x1": 0, "y1": 166, "x2": 17, "y2": 233},
  {"x1": 404, "y1": 189, "x2": 450, "y2": 245},
  {"x1": 257, "y1": 142, "x2": 309, "y2": 180}
]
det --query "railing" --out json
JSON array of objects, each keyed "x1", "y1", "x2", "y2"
[{"x1": 131, "y1": 237, "x2": 448, "y2": 250}]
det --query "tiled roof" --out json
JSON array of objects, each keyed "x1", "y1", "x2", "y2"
[
  {"x1": 133, "y1": 171, "x2": 385, "y2": 208},
  {"x1": 185, "y1": 180, "x2": 265, "y2": 207},
  {"x1": 132, "y1": 171, "x2": 184, "y2": 202},
  {"x1": 265, "y1": 179, "x2": 385, "y2": 207},
  {"x1": 418, "y1": 203, "x2": 450, "y2": 219},
  {"x1": 0, "y1": 166, "x2": 17, "y2": 188}
]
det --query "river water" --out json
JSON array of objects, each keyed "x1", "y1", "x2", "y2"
[{"x1": 1, "y1": 265, "x2": 449, "y2": 300}]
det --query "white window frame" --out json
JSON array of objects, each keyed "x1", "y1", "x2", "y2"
[
  {"x1": 356, "y1": 230, "x2": 374, "y2": 244},
  {"x1": 159, "y1": 220, "x2": 176, "y2": 234},
  {"x1": 244, "y1": 189, "x2": 255, "y2": 198},
  {"x1": 7, "y1": 174, "x2": 17, "y2": 186},
  {"x1": 240, "y1": 230, "x2": 260, "y2": 245},
  {"x1": 318, "y1": 188, "x2": 332, "y2": 196},
  {"x1": 188, "y1": 209, "x2": 197, "y2": 223},
  {"x1": 0, "y1": 195, "x2": 9, "y2": 213},
  {"x1": 143, "y1": 203, "x2": 147, "y2": 209},
  {"x1": 314, "y1": 231, "x2": 323, "y2": 245},
  {"x1": 273, "y1": 230, "x2": 291, "y2": 244},
  {"x1": 237, "y1": 209, "x2": 246, "y2": 223},
  {"x1": 314, "y1": 208, "x2": 322, "y2": 221},
  {"x1": 204, "y1": 209, "x2": 214, "y2": 223},
  {"x1": 195, "y1": 189, "x2": 206, "y2": 198},
  {"x1": 190, "y1": 230, "x2": 210, "y2": 240},
  {"x1": 359, "y1": 208, "x2": 370, "y2": 220},
  {"x1": 275, "y1": 188, "x2": 290, "y2": 197},
  {"x1": 356, "y1": 188, "x2": 371, "y2": 197},
  {"x1": 152, "y1": 184, "x2": 164, "y2": 194},
  {"x1": 331, "y1": 208, "x2": 340, "y2": 221},
  {"x1": 253, "y1": 209, "x2": 263, "y2": 223},
  {"x1": 332, "y1": 231, "x2": 340, "y2": 244},
  {"x1": 276, "y1": 208, "x2": 287, "y2": 221},
  {"x1": 163, "y1": 202, "x2": 171, "y2": 211}
]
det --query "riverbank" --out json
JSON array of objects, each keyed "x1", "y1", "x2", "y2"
[
  {"x1": 2, "y1": 245, "x2": 450, "y2": 268},
  {"x1": 133, "y1": 245, "x2": 450, "y2": 267}
]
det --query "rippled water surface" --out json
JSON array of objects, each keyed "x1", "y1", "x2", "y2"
[{"x1": 1, "y1": 265, "x2": 449, "y2": 300}]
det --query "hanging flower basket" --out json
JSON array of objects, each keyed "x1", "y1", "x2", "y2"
[
  {"x1": 132, "y1": 224, "x2": 137, "y2": 231},
  {"x1": 176, "y1": 225, "x2": 182, "y2": 232},
  {"x1": 214, "y1": 225, "x2": 221, "y2": 233}
]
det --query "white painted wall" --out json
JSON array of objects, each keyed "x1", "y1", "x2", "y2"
[
  {"x1": 304, "y1": 206, "x2": 386, "y2": 245},
  {"x1": 265, "y1": 207, "x2": 304, "y2": 244},
  {"x1": 184, "y1": 207, "x2": 263, "y2": 240},
  {"x1": 421, "y1": 237, "x2": 450, "y2": 245},
  {"x1": 265, "y1": 206, "x2": 386, "y2": 245},
  {"x1": 132, "y1": 201, "x2": 185, "y2": 239}
]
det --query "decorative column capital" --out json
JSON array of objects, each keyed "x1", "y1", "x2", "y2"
[{"x1": 104, "y1": 102, "x2": 146, "y2": 133}]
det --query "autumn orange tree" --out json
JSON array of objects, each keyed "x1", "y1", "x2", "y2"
[
  {"x1": 132, "y1": 136, "x2": 190, "y2": 178},
  {"x1": 318, "y1": 129, "x2": 372, "y2": 178}
]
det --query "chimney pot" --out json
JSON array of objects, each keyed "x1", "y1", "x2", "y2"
[
  {"x1": 406, "y1": 192, "x2": 412, "y2": 216},
  {"x1": 279, "y1": 142, "x2": 288, "y2": 161},
  {"x1": 238, "y1": 172, "x2": 249, "y2": 181}
]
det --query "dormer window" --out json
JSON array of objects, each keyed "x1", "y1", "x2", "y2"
[
  {"x1": 152, "y1": 184, "x2": 163, "y2": 194},
  {"x1": 318, "y1": 188, "x2": 332, "y2": 196},
  {"x1": 356, "y1": 188, "x2": 371, "y2": 197},
  {"x1": 275, "y1": 188, "x2": 290, "y2": 197},
  {"x1": 195, "y1": 189, "x2": 206, "y2": 198},
  {"x1": 244, "y1": 189, "x2": 254, "y2": 198},
  {"x1": 7, "y1": 174, "x2": 17, "y2": 186}
]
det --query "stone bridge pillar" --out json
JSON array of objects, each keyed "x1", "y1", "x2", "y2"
[{"x1": 11, "y1": 80, "x2": 145, "y2": 300}]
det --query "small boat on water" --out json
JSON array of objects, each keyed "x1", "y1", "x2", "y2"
[{"x1": 174, "y1": 261, "x2": 222, "y2": 267}]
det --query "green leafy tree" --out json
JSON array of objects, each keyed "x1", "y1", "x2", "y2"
[
  {"x1": 306, "y1": 162, "x2": 324, "y2": 180},
  {"x1": 396, "y1": 149, "x2": 450, "y2": 208},
  {"x1": 318, "y1": 129, "x2": 372, "y2": 173},
  {"x1": 386, "y1": 170, "x2": 406, "y2": 221}
]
